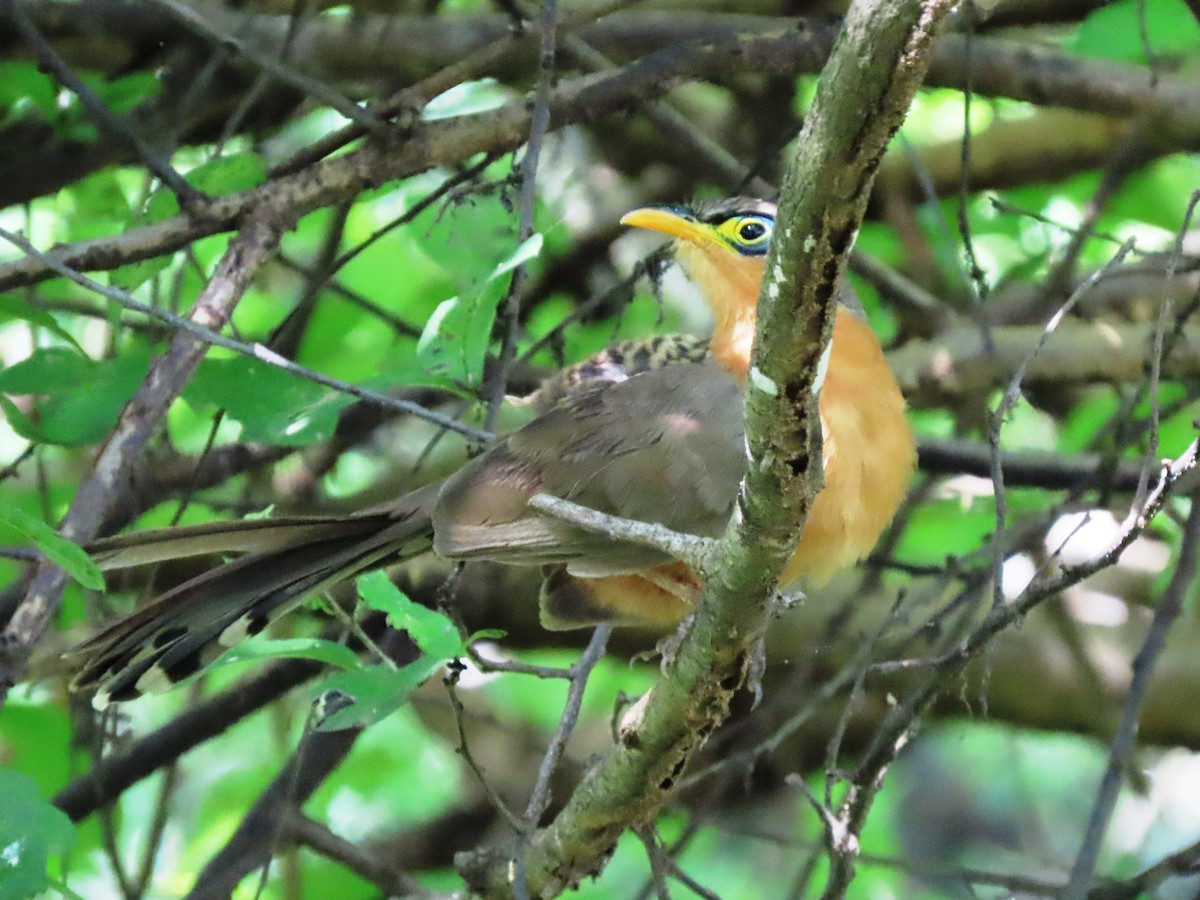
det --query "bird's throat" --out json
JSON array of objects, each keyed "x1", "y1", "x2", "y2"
[
  {"x1": 675, "y1": 241, "x2": 764, "y2": 382},
  {"x1": 710, "y1": 308, "x2": 757, "y2": 382}
]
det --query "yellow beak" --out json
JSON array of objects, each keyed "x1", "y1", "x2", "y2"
[{"x1": 620, "y1": 206, "x2": 725, "y2": 250}]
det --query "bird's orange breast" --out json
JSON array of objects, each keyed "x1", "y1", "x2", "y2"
[{"x1": 780, "y1": 308, "x2": 915, "y2": 585}]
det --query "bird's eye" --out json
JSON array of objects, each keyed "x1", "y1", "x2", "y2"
[
  {"x1": 738, "y1": 220, "x2": 767, "y2": 242},
  {"x1": 714, "y1": 213, "x2": 774, "y2": 255}
]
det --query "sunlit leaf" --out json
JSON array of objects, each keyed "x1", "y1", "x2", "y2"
[
  {"x1": 216, "y1": 637, "x2": 363, "y2": 671},
  {"x1": 414, "y1": 231, "x2": 543, "y2": 387},
  {"x1": 1071, "y1": 0, "x2": 1200, "y2": 60},
  {"x1": 0, "y1": 505, "x2": 103, "y2": 590},
  {"x1": 184, "y1": 355, "x2": 354, "y2": 446},
  {"x1": 356, "y1": 571, "x2": 463, "y2": 659},
  {"x1": 422, "y1": 78, "x2": 507, "y2": 120},
  {"x1": 0, "y1": 62, "x2": 56, "y2": 117}
]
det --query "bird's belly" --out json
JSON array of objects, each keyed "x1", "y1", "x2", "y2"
[{"x1": 781, "y1": 357, "x2": 915, "y2": 586}]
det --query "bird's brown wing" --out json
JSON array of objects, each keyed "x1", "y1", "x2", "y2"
[
  {"x1": 69, "y1": 356, "x2": 744, "y2": 703},
  {"x1": 432, "y1": 360, "x2": 746, "y2": 576}
]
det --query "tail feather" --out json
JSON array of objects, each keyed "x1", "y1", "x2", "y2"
[
  {"x1": 86, "y1": 516, "x2": 389, "y2": 570},
  {"x1": 71, "y1": 511, "x2": 433, "y2": 706}
]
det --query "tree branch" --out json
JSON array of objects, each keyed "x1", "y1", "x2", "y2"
[
  {"x1": 457, "y1": 1, "x2": 954, "y2": 894},
  {"x1": 6, "y1": 13, "x2": 1200, "y2": 291},
  {"x1": 0, "y1": 206, "x2": 287, "y2": 697}
]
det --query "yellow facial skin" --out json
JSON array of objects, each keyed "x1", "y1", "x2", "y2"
[{"x1": 619, "y1": 208, "x2": 774, "y2": 257}]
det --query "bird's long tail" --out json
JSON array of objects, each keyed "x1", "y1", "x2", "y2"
[{"x1": 68, "y1": 485, "x2": 439, "y2": 707}]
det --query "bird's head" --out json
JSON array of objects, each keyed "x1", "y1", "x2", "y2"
[
  {"x1": 621, "y1": 198, "x2": 775, "y2": 316},
  {"x1": 621, "y1": 198, "x2": 776, "y2": 377}
]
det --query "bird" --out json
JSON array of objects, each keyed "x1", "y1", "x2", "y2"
[{"x1": 66, "y1": 198, "x2": 915, "y2": 707}]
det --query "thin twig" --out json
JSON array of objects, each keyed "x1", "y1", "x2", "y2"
[
  {"x1": 524, "y1": 625, "x2": 611, "y2": 826},
  {"x1": 0, "y1": 226, "x2": 489, "y2": 442},
  {"x1": 146, "y1": 0, "x2": 383, "y2": 131},
  {"x1": 2, "y1": 209, "x2": 287, "y2": 698},
  {"x1": 1087, "y1": 834, "x2": 1200, "y2": 899},
  {"x1": 284, "y1": 811, "x2": 430, "y2": 898},
  {"x1": 5, "y1": 0, "x2": 200, "y2": 207},
  {"x1": 987, "y1": 238, "x2": 1136, "y2": 607},
  {"x1": 636, "y1": 824, "x2": 721, "y2": 900},
  {"x1": 271, "y1": 0, "x2": 639, "y2": 177},
  {"x1": 528, "y1": 493, "x2": 717, "y2": 572},
  {"x1": 443, "y1": 669, "x2": 526, "y2": 833},
  {"x1": 468, "y1": 645, "x2": 575, "y2": 679},
  {"x1": 485, "y1": 0, "x2": 559, "y2": 432},
  {"x1": 634, "y1": 826, "x2": 672, "y2": 900},
  {"x1": 328, "y1": 154, "x2": 499, "y2": 278},
  {"x1": 1064, "y1": 492, "x2": 1200, "y2": 898}
]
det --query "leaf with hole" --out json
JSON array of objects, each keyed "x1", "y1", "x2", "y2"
[
  {"x1": 356, "y1": 571, "x2": 463, "y2": 660},
  {"x1": 312, "y1": 658, "x2": 447, "y2": 731}
]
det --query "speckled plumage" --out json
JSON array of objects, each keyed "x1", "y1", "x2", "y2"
[{"x1": 528, "y1": 333, "x2": 711, "y2": 411}]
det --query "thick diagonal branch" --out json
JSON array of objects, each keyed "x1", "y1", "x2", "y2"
[{"x1": 457, "y1": 1, "x2": 954, "y2": 895}]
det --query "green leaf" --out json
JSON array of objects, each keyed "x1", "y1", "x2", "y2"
[
  {"x1": 108, "y1": 255, "x2": 173, "y2": 294},
  {"x1": 415, "y1": 283, "x2": 503, "y2": 387},
  {"x1": 0, "y1": 505, "x2": 104, "y2": 590},
  {"x1": 422, "y1": 78, "x2": 507, "y2": 121},
  {"x1": 214, "y1": 637, "x2": 362, "y2": 671},
  {"x1": 469, "y1": 628, "x2": 507, "y2": 642},
  {"x1": 414, "y1": 232, "x2": 543, "y2": 387},
  {"x1": 0, "y1": 346, "x2": 152, "y2": 446},
  {"x1": 183, "y1": 356, "x2": 354, "y2": 447},
  {"x1": 0, "y1": 395, "x2": 39, "y2": 443},
  {"x1": 0, "y1": 349, "x2": 89, "y2": 394},
  {"x1": 58, "y1": 119, "x2": 98, "y2": 144},
  {"x1": 411, "y1": 192, "x2": 517, "y2": 295},
  {"x1": 143, "y1": 152, "x2": 268, "y2": 222},
  {"x1": 312, "y1": 657, "x2": 447, "y2": 732},
  {"x1": 1058, "y1": 389, "x2": 1119, "y2": 454},
  {"x1": 115, "y1": 152, "x2": 267, "y2": 290},
  {"x1": 494, "y1": 232, "x2": 544, "y2": 278},
  {"x1": 92, "y1": 72, "x2": 160, "y2": 115},
  {"x1": 64, "y1": 170, "x2": 132, "y2": 242},
  {"x1": 189, "y1": 151, "x2": 269, "y2": 197},
  {"x1": 0, "y1": 769, "x2": 76, "y2": 900},
  {"x1": 356, "y1": 571, "x2": 464, "y2": 659},
  {"x1": 0, "y1": 62, "x2": 57, "y2": 117},
  {"x1": 1071, "y1": 0, "x2": 1200, "y2": 60}
]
